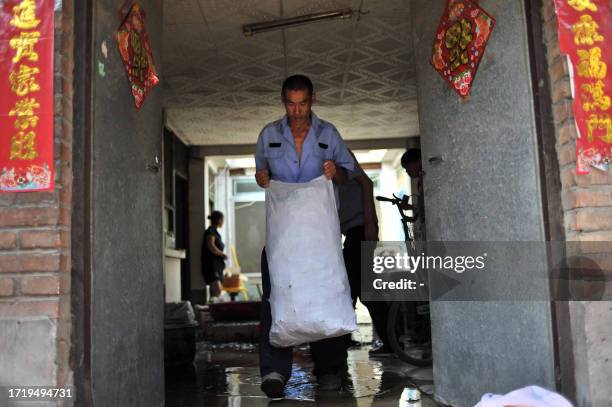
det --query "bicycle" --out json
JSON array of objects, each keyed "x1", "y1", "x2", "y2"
[{"x1": 375, "y1": 193, "x2": 432, "y2": 367}]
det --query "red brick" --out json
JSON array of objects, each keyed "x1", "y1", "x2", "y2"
[
  {"x1": 19, "y1": 230, "x2": 61, "y2": 249},
  {"x1": 59, "y1": 253, "x2": 70, "y2": 273},
  {"x1": 60, "y1": 187, "x2": 71, "y2": 207},
  {"x1": 552, "y1": 79, "x2": 572, "y2": 104},
  {"x1": 570, "y1": 208, "x2": 612, "y2": 232},
  {"x1": 0, "y1": 207, "x2": 59, "y2": 227},
  {"x1": 575, "y1": 231, "x2": 612, "y2": 242},
  {"x1": 549, "y1": 56, "x2": 569, "y2": 84},
  {"x1": 543, "y1": 14, "x2": 559, "y2": 43},
  {"x1": 0, "y1": 232, "x2": 17, "y2": 250},
  {"x1": 21, "y1": 275, "x2": 60, "y2": 295},
  {"x1": 0, "y1": 254, "x2": 60, "y2": 273},
  {"x1": 578, "y1": 188, "x2": 611, "y2": 207},
  {"x1": 58, "y1": 207, "x2": 71, "y2": 226},
  {"x1": 560, "y1": 165, "x2": 577, "y2": 188},
  {"x1": 0, "y1": 300, "x2": 59, "y2": 318},
  {"x1": 558, "y1": 141, "x2": 576, "y2": 166},
  {"x1": 0, "y1": 191, "x2": 59, "y2": 208},
  {"x1": 546, "y1": 36, "x2": 562, "y2": 66},
  {"x1": 0, "y1": 278, "x2": 14, "y2": 296},
  {"x1": 59, "y1": 272, "x2": 70, "y2": 294},
  {"x1": 557, "y1": 120, "x2": 578, "y2": 145},
  {"x1": 575, "y1": 168, "x2": 612, "y2": 187},
  {"x1": 542, "y1": 0, "x2": 557, "y2": 23},
  {"x1": 567, "y1": 239, "x2": 612, "y2": 260},
  {"x1": 562, "y1": 188, "x2": 612, "y2": 210},
  {"x1": 553, "y1": 100, "x2": 574, "y2": 124}
]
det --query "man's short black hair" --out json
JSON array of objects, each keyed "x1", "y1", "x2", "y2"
[
  {"x1": 401, "y1": 148, "x2": 422, "y2": 168},
  {"x1": 282, "y1": 75, "x2": 314, "y2": 98}
]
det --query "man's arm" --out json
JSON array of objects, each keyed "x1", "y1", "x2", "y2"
[
  {"x1": 328, "y1": 127, "x2": 354, "y2": 184},
  {"x1": 254, "y1": 130, "x2": 270, "y2": 188},
  {"x1": 355, "y1": 173, "x2": 379, "y2": 241}
]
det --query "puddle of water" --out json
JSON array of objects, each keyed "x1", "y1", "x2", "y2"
[{"x1": 166, "y1": 342, "x2": 440, "y2": 407}]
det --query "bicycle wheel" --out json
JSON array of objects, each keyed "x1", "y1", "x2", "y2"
[{"x1": 386, "y1": 301, "x2": 432, "y2": 367}]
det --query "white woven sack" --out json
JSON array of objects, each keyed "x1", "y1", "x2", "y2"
[{"x1": 266, "y1": 175, "x2": 357, "y2": 347}]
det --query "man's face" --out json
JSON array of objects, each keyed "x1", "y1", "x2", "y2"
[
  {"x1": 404, "y1": 161, "x2": 422, "y2": 178},
  {"x1": 283, "y1": 89, "x2": 315, "y2": 125}
]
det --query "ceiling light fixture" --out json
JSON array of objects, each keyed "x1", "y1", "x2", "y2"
[{"x1": 243, "y1": 8, "x2": 354, "y2": 36}]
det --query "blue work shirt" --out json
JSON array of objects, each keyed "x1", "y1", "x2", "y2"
[{"x1": 255, "y1": 113, "x2": 354, "y2": 182}]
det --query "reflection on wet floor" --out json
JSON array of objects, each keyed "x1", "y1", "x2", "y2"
[{"x1": 166, "y1": 341, "x2": 441, "y2": 407}]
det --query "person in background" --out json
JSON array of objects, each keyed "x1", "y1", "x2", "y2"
[
  {"x1": 201, "y1": 210, "x2": 227, "y2": 300},
  {"x1": 400, "y1": 148, "x2": 425, "y2": 241},
  {"x1": 338, "y1": 150, "x2": 393, "y2": 357}
]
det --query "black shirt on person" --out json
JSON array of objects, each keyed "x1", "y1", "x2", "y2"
[{"x1": 201, "y1": 226, "x2": 225, "y2": 284}]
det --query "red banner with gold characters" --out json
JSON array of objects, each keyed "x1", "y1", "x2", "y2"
[
  {"x1": 0, "y1": 0, "x2": 54, "y2": 192},
  {"x1": 555, "y1": 0, "x2": 612, "y2": 174}
]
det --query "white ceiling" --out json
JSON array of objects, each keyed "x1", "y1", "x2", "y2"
[{"x1": 162, "y1": 0, "x2": 419, "y2": 146}]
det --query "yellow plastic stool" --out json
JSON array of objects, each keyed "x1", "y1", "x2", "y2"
[{"x1": 222, "y1": 245, "x2": 249, "y2": 301}]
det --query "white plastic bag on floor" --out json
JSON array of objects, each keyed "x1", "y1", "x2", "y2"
[
  {"x1": 266, "y1": 175, "x2": 357, "y2": 347},
  {"x1": 474, "y1": 385, "x2": 573, "y2": 407}
]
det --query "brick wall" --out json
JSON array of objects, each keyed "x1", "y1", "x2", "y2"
[
  {"x1": 0, "y1": 0, "x2": 74, "y2": 395},
  {"x1": 541, "y1": 1, "x2": 612, "y2": 406},
  {"x1": 542, "y1": 0, "x2": 612, "y2": 240}
]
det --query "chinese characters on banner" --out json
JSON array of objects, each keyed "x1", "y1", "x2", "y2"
[
  {"x1": 554, "y1": 0, "x2": 612, "y2": 174},
  {"x1": 0, "y1": 0, "x2": 54, "y2": 192},
  {"x1": 116, "y1": 3, "x2": 159, "y2": 110},
  {"x1": 431, "y1": 0, "x2": 495, "y2": 98}
]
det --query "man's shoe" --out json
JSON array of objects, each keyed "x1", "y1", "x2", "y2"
[
  {"x1": 261, "y1": 372, "x2": 285, "y2": 399},
  {"x1": 317, "y1": 373, "x2": 342, "y2": 391},
  {"x1": 368, "y1": 345, "x2": 394, "y2": 358}
]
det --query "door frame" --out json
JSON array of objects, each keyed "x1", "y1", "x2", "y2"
[
  {"x1": 525, "y1": 0, "x2": 576, "y2": 401},
  {"x1": 71, "y1": 0, "x2": 94, "y2": 404}
]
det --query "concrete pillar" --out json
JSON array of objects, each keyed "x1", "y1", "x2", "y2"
[
  {"x1": 189, "y1": 157, "x2": 206, "y2": 304},
  {"x1": 411, "y1": 1, "x2": 556, "y2": 405}
]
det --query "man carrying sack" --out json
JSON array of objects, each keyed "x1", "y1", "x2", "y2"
[{"x1": 254, "y1": 75, "x2": 356, "y2": 398}]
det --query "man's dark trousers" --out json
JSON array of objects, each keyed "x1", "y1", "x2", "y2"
[{"x1": 259, "y1": 249, "x2": 349, "y2": 380}]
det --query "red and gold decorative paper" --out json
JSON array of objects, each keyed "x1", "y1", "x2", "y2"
[
  {"x1": 554, "y1": 0, "x2": 612, "y2": 174},
  {"x1": 431, "y1": 0, "x2": 495, "y2": 98},
  {"x1": 0, "y1": 0, "x2": 54, "y2": 192},
  {"x1": 116, "y1": 3, "x2": 159, "y2": 110}
]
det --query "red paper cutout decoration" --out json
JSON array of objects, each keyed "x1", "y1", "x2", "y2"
[
  {"x1": 431, "y1": 0, "x2": 495, "y2": 98},
  {"x1": 115, "y1": 3, "x2": 159, "y2": 110}
]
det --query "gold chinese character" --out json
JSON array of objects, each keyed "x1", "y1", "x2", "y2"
[
  {"x1": 9, "y1": 98, "x2": 40, "y2": 117},
  {"x1": 582, "y1": 80, "x2": 611, "y2": 112},
  {"x1": 9, "y1": 65, "x2": 40, "y2": 96},
  {"x1": 577, "y1": 47, "x2": 607, "y2": 79},
  {"x1": 572, "y1": 15, "x2": 604, "y2": 46},
  {"x1": 10, "y1": 0, "x2": 40, "y2": 29},
  {"x1": 568, "y1": 0, "x2": 598, "y2": 12},
  {"x1": 130, "y1": 30, "x2": 149, "y2": 82},
  {"x1": 10, "y1": 131, "x2": 38, "y2": 161},
  {"x1": 587, "y1": 114, "x2": 612, "y2": 143},
  {"x1": 13, "y1": 115, "x2": 39, "y2": 131},
  {"x1": 9, "y1": 98, "x2": 40, "y2": 131},
  {"x1": 9, "y1": 32, "x2": 41, "y2": 63}
]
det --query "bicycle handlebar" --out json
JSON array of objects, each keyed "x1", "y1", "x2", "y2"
[
  {"x1": 375, "y1": 196, "x2": 397, "y2": 203},
  {"x1": 376, "y1": 194, "x2": 419, "y2": 224}
]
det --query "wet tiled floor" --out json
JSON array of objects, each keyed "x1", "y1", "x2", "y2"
[{"x1": 166, "y1": 341, "x2": 441, "y2": 407}]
